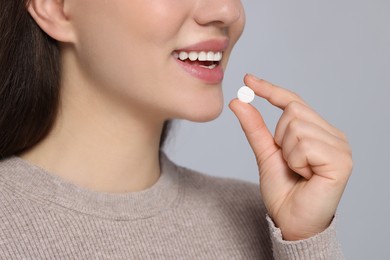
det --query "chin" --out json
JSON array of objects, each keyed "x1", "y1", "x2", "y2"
[{"x1": 183, "y1": 99, "x2": 224, "y2": 123}]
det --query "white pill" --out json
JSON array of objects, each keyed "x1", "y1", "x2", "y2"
[{"x1": 237, "y1": 86, "x2": 255, "y2": 103}]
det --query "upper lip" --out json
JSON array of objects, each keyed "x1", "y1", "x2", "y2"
[{"x1": 174, "y1": 38, "x2": 229, "y2": 52}]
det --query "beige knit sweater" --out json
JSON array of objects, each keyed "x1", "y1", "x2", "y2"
[{"x1": 0, "y1": 153, "x2": 344, "y2": 259}]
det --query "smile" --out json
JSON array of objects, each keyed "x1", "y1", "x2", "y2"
[
  {"x1": 172, "y1": 39, "x2": 228, "y2": 84},
  {"x1": 173, "y1": 51, "x2": 223, "y2": 69}
]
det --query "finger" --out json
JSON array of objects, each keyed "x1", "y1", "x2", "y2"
[
  {"x1": 229, "y1": 99, "x2": 279, "y2": 165},
  {"x1": 281, "y1": 119, "x2": 351, "y2": 163},
  {"x1": 244, "y1": 74, "x2": 308, "y2": 109},
  {"x1": 286, "y1": 138, "x2": 353, "y2": 182},
  {"x1": 274, "y1": 101, "x2": 347, "y2": 146}
]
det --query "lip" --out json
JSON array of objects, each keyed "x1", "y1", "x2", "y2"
[
  {"x1": 173, "y1": 58, "x2": 224, "y2": 84},
  {"x1": 173, "y1": 38, "x2": 228, "y2": 84},
  {"x1": 175, "y1": 38, "x2": 229, "y2": 52}
]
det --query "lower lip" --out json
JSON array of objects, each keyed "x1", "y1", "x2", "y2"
[{"x1": 173, "y1": 57, "x2": 224, "y2": 84}]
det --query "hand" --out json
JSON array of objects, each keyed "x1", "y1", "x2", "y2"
[{"x1": 229, "y1": 74, "x2": 352, "y2": 241}]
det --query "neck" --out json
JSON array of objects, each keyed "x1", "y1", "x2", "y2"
[
  {"x1": 20, "y1": 49, "x2": 165, "y2": 193},
  {"x1": 21, "y1": 95, "x2": 164, "y2": 193},
  {"x1": 20, "y1": 103, "x2": 164, "y2": 193}
]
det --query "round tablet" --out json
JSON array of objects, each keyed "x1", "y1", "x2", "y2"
[{"x1": 237, "y1": 86, "x2": 255, "y2": 103}]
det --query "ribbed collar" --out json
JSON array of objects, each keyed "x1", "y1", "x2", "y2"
[{"x1": 0, "y1": 153, "x2": 181, "y2": 220}]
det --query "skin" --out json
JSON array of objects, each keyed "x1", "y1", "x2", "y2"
[
  {"x1": 22, "y1": 0, "x2": 352, "y2": 241},
  {"x1": 23, "y1": 0, "x2": 245, "y2": 192},
  {"x1": 230, "y1": 75, "x2": 352, "y2": 240}
]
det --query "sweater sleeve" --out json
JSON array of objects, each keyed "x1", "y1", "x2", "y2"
[{"x1": 266, "y1": 215, "x2": 345, "y2": 260}]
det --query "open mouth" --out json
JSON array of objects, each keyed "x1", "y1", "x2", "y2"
[{"x1": 172, "y1": 51, "x2": 223, "y2": 69}]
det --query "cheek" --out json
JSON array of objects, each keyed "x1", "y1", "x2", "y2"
[
  {"x1": 68, "y1": 0, "x2": 191, "y2": 100},
  {"x1": 71, "y1": 0, "x2": 191, "y2": 51},
  {"x1": 66, "y1": 0, "x2": 236, "y2": 122},
  {"x1": 135, "y1": 0, "x2": 192, "y2": 43},
  {"x1": 229, "y1": 4, "x2": 246, "y2": 49}
]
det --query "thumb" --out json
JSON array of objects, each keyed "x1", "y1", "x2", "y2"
[{"x1": 229, "y1": 99, "x2": 279, "y2": 165}]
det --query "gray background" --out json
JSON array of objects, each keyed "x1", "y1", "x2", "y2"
[{"x1": 164, "y1": 1, "x2": 390, "y2": 259}]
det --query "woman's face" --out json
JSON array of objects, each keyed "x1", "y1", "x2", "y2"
[{"x1": 66, "y1": 0, "x2": 245, "y2": 122}]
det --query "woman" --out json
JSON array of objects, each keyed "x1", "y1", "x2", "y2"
[{"x1": 0, "y1": 0, "x2": 352, "y2": 259}]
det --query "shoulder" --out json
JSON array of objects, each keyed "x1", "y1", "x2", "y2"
[
  {"x1": 0, "y1": 157, "x2": 29, "y2": 210},
  {"x1": 0, "y1": 157, "x2": 34, "y2": 242},
  {"x1": 0, "y1": 156, "x2": 20, "y2": 198},
  {"x1": 0, "y1": 156, "x2": 32, "y2": 197},
  {"x1": 0, "y1": 156, "x2": 18, "y2": 175},
  {"x1": 0, "y1": 156, "x2": 46, "y2": 220}
]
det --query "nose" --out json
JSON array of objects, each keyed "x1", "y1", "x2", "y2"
[{"x1": 194, "y1": 0, "x2": 243, "y2": 28}]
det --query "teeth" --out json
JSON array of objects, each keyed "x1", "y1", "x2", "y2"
[
  {"x1": 175, "y1": 51, "x2": 223, "y2": 62},
  {"x1": 214, "y1": 52, "x2": 222, "y2": 61},
  {"x1": 189, "y1": 51, "x2": 198, "y2": 61},
  {"x1": 198, "y1": 51, "x2": 207, "y2": 61},
  {"x1": 179, "y1": 52, "x2": 188, "y2": 60},
  {"x1": 206, "y1": 52, "x2": 215, "y2": 61}
]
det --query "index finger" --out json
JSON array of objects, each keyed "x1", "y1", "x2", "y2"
[{"x1": 244, "y1": 74, "x2": 308, "y2": 110}]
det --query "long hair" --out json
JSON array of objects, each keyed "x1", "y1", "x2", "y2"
[{"x1": 0, "y1": 0, "x2": 170, "y2": 159}]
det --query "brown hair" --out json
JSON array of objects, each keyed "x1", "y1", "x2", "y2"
[{"x1": 0, "y1": 0, "x2": 170, "y2": 159}]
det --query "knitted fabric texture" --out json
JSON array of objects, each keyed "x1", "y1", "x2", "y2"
[{"x1": 0, "y1": 154, "x2": 344, "y2": 259}]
